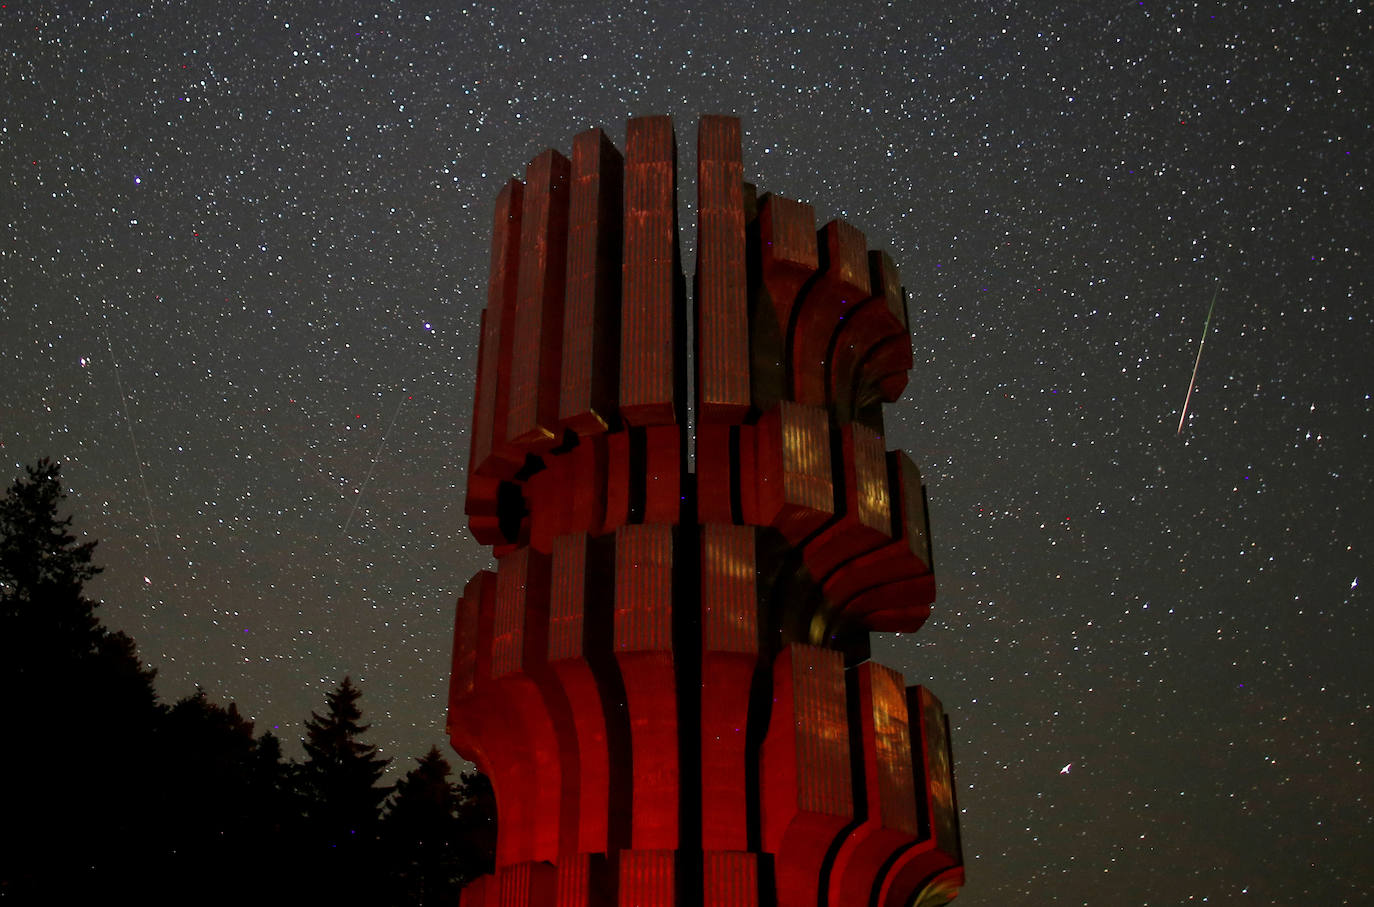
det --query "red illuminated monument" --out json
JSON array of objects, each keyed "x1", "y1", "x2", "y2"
[{"x1": 448, "y1": 116, "x2": 964, "y2": 906}]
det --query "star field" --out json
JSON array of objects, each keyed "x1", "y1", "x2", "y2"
[{"x1": 3, "y1": 2, "x2": 1369, "y2": 902}]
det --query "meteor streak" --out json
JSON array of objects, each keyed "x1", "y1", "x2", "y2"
[
  {"x1": 1177, "y1": 283, "x2": 1219, "y2": 434},
  {"x1": 104, "y1": 325, "x2": 162, "y2": 551},
  {"x1": 342, "y1": 392, "x2": 408, "y2": 534}
]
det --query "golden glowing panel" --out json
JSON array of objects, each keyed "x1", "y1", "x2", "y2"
[
  {"x1": 780, "y1": 402, "x2": 832, "y2": 512},
  {"x1": 870, "y1": 664, "x2": 918, "y2": 834},
  {"x1": 853, "y1": 424, "x2": 891, "y2": 534},
  {"x1": 921, "y1": 687, "x2": 960, "y2": 857},
  {"x1": 792, "y1": 646, "x2": 852, "y2": 817},
  {"x1": 911, "y1": 876, "x2": 961, "y2": 907},
  {"x1": 701, "y1": 524, "x2": 757, "y2": 653}
]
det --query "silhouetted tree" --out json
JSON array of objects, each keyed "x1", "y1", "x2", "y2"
[
  {"x1": 151, "y1": 690, "x2": 302, "y2": 895},
  {"x1": 299, "y1": 676, "x2": 392, "y2": 898},
  {"x1": 380, "y1": 746, "x2": 470, "y2": 905},
  {"x1": 0, "y1": 460, "x2": 161, "y2": 898},
  {"x1": 250, "y1": 729, "x2": 300, "y2": 830},
  {"x1": 1, "y1": 461, "x2": 488, "y2": 903},
  {"x1": 1, "y1": 459, "x2": 99, "y2": 618},
  {"x1": 456, "y1": 767, "x2": 498, "y2": 883},
  {"x1": 0, "y1": 460, "x2": 158, "y2": 710}
]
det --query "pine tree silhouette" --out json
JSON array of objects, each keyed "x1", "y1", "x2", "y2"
[
  {"x1": 455, "y1": 768, "x2": 498, "y2": 882},
  {"x1": 1, "y1": 463, "x2": 485, "y2": 902},
  {"x1": 3, "y1": 458, "x2": 104, "y2": 657},
  {"x1": 299, "y1": 676, "x2": 392, "y2": 898},
  {"x1": 381, "y1": 746, "x2": 468, "y2": 905},
  {"x1": 150, "y1": 690, "x2": 302, "y2": 896},
  {"x1": 0, "y1": 459, "x2": 161, "y2": 898}
]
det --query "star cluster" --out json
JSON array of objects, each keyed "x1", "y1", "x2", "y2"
[{"x1": 3, "y1": 2, "x2": 1369, "y2": 902}]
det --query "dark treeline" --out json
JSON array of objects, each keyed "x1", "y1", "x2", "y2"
[{"x1": 0, "y1": 460, "x2": 494, "y2": 904}]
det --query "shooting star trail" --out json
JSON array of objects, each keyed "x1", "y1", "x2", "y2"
[
  {"x1": 1177, "y1": 283, "x2": 1220, "y2": 435},
  {"x1": 103, "y1": 326, "x2": 162, "y2": 551},
  {"x1": 342, "y1": 393, "x2": 408, "y2": 535}
]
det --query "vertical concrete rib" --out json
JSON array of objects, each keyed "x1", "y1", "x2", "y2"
[
  {"x1": 507, "y1": 150, "x2": 571, "y2": 449},
  {"x1": 470, "y1": 179, "x2": 524, "y2": 479},
  {"x1": 700, "y1": 523, "x2": 759, "y2": 853},
  {"x1": 489, "y1": 548, "x2": 563, "y2": 865},
  {"x1": 547, "y1": 533, "x2": 614, "y2": 855},
  {"x1": 561, "y1": 128, "x2": 624, "y2": 434},
  {"x1": 618, "y1": 850, "x2": 675, "y2": 906},
  {"x1": 613, "y1": 523, "x2": 679, "y2": 850},
  {"x1": 696, "y1": 115, "x2": 751, "y2": 423},
  {"x1": 703, "y1": 851, "x2": 760, "y2": 905},
  {"x1": 620, "y1": 116, "x2": 680, "y2": 426},
  {"x1": 760, "y1": 644, "x2": 853, "y2": 907}
]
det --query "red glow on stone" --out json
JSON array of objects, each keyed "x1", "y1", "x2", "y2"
[{"x1": 447, "y1": 115, "x2": 963, "y2": 906}]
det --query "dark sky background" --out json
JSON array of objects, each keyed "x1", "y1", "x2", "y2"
[{"x1": 4, "y1": 1, "x2": 1370, "y2": 902}]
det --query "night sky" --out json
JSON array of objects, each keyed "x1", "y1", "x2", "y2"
[{"x1": 4, "y1": 1, "x2": 1370, "y2": 902}]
